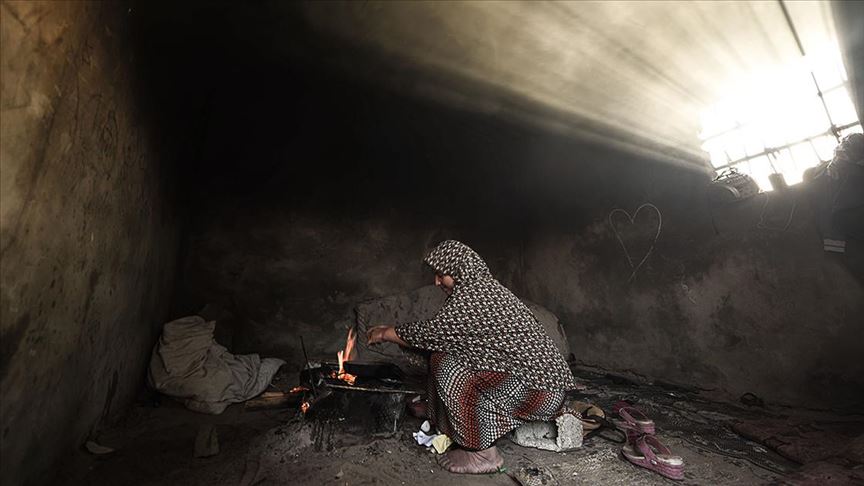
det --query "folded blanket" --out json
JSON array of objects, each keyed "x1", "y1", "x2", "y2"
[{"x1": 148, "y1": 316, "x2": 284, "y2": 414}]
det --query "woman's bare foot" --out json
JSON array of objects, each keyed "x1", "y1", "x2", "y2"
[{"x1": 438, "y1": 446, "x2": 504, "y2": 474}]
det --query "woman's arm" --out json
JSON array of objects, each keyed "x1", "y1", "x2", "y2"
[{"x1": 366, "y1": 325, "x2": 409, "y2": 347}]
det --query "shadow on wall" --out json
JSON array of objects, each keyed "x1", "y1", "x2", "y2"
[
  {"x1": 172, "y1": 36, "x2": 862, "y2": 410},
  {"x1": 131, "y1": 1, "x2": 863, "y2": 412},
  {"x1": 177, "y1": 206, "x2": 528, "y2": 369},
  {"x1": 170, "y1": 57, "x2": 701, "y2": 373}
]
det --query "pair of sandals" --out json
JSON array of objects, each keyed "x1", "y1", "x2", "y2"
[{"x1": 615, "y1": 404, "x2": 685, "y2": 481}]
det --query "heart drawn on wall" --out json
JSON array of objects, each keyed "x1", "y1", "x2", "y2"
[{"x1": 607, "y1": 203, "x2": 663, "y2": 282}]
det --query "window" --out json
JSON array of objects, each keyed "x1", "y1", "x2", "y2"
[{"x1": 699, "y1": 42, "x2": 862, "y2": 191}]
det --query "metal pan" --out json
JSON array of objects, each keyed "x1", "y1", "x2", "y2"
[{"x1": 343, "y1": 361, "x2": 404, "y2": 380}]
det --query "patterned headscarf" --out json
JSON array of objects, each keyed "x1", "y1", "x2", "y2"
[
  {"x1": 423, "y1": 239, "x2": 491, "y2": 285},
  {"x1": 396, "y1": 240, "x2": 576, "y2": 391}
]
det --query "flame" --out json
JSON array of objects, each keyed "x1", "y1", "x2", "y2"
[
  {"x1": 289, "y1": 386, "x2": 309, "y2": 394},
  {"x1": 331, "y1": 328, "x2": 357, "y2": 385},
  {"x1": 343, "y1": 327, "x2": 357, "y2": 362},
  {"x1": 300, "y1": 401, "x2": 310, "y2": 414}
]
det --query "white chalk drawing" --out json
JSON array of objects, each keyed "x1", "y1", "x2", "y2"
[{"x1": 608, "y1": 203, "x2": 663, "y2": 282}]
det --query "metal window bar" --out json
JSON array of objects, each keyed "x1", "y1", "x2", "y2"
[
  {"x1": 711, "y1": 121, "x2": 861, "y2": 172},
  {"x1": 701, "y1": 2, "x2": 860, "y2": 174},
  {"x1": 703, "y1": 2, "x2": 851, "y2": 158},
  {"x1": 778, "y1": 0, "x2": 841, "y2": 142},
  {"x1": 807, "y1": 139, "x2": 823, "y2": 162}
]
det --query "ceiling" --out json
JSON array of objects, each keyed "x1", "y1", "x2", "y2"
[{"x1": 271, "y1": 1, "x2": 844, "y2": 168}]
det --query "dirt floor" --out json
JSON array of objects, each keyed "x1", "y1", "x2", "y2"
[{"x1": 57, "y1": 367, "x2": 864, "y2": 485}]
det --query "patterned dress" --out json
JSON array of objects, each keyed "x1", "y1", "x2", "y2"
[{"x1": 395, "y1": 240, "x2": 576, "y2": 450}]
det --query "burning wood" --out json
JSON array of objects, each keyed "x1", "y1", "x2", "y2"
[
  {"x1": 246, "y1": 390, "x2": 304, "y2": 411},
  {"x1": 289, "y1": 386, "x2": 309, "y2": 394},
  {"x1": 331, "y1": 328, "x2": 357, "y2": 385}
]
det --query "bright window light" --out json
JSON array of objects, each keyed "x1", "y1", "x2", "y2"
[{"x1": 699, "y1": 42, "x2": 862, "y2": 192}]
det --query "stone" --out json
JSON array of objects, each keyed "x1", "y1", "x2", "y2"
[{"x1": 510, "y1": 414, "x2": 583, "y2": 452}]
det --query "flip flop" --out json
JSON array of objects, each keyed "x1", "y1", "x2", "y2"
[
  {"x1": 581, "y1": 414, "x2": 627, "y2": 444},
  {"x1": 568, "y1": 403, "x2": 627, "y2": 444},
  {"x1": 560, "y1": 401, "x2": 628, "y2": 444},
  {"x1": 621, "y1": 435, "x2": 685, "y2": 481}
]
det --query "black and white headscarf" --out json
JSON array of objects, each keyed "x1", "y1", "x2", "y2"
[{"x1": 395, "y1": 240, "x2": 576, "y2": 391}]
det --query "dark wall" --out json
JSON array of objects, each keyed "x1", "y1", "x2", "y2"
[
  {"x1": 173, "y1": 66, "x2": 621, "y2": 362},
  {"x1": 175, "y1": 52, "x2": 864, "y2": 410},
  {"x1": 140, "y1": 2, "x2": 862, "y2": 410},
  {"x1": 0, "y1": 2, "x2": 181, "y2": 485},
  {"x1": 0, "y1": 3, "x2": 860, "y2": 485}
]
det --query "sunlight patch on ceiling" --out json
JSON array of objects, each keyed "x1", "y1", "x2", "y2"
[{"x1": 294, "y1": 1, "x2": 859, "y2": 171}]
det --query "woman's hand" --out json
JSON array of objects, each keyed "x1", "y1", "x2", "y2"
[
  {"x1": 366, "y1": 325, "x2": 410, "y2": 347},
  {"x1": 366, "y1": 325, "x2": 391, "y2": 345}
]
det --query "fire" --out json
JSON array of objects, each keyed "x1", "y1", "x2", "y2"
[
  {"x1": 289, "y1": 386, "x2": 309, "y2": 394},
  {"x1": 300, "y1": 401, "x2": 310, "y2": 414},
  {"x1": 331, "y1": 328, "x2": 357, "y2": 385}
]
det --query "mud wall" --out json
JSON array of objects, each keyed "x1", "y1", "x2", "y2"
[
  {"x1": 174, "y1": 72, "x2": 532, "y2": 364},
  {"x1": 519, "y1": 182, "x2": 864, "y2": 410},
  {"x1": 176, "y1": 56, "x2": 864, "y2": 410},
  {"x1": 0, "y1": 2, "x2": 179, "y2": 484},
  {"x1": 153, "y1": 2, "x2": 862, "y2": 411}
]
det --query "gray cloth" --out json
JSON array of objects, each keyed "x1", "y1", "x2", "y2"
[{"x1": 148, "y1": 316, "x2": 285, "y2": 414}]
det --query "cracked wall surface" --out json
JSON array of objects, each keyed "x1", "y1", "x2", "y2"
[{"x1": 0, "y1": 2, "x2": 179, "y2": 484}]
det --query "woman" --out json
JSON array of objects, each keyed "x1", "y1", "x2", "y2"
[{"x1": 367, "y1": 240, "x2": 577, "y2": 474}]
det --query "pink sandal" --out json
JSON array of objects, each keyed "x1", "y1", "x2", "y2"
[
  {"x1": 616, "y1": 406, "x2": 656, "y2": 438},
  {"x1": 621, "y1": 434, "x2": 685, "y2": 481}
]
